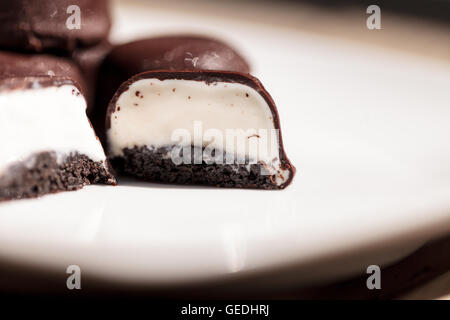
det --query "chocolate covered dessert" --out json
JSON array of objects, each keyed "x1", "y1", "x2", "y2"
[
  {"x1": 0, "y1": 52, "x2": 115, "y2": 201},
  {"x1": 106, "y1": 71, "x2": 294, "y2": 189}
]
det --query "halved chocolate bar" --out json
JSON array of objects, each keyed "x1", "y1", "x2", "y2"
[
  {"x1": 106, "y1": 71, "x2": 295, "y2": 189},
  {"x1": 0, "y1": 52, "x2": 115, "y2": 201}
]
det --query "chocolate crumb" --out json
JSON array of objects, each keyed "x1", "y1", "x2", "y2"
[
  {"x1": 246, "y1": 93, "x2": 249, "y2": 97},
  {"x1": 172, "y1": 88, "x2": 176, "y2": 92},
  {"x1": 0, "y1": 152, "x2": 115, "y2": 201},
  {"x1": 135, "y1": 91, "x2": 140, "y2": 97},
  {"x1": 109, "y1": 145, "x2": 281, "y2": 190}
]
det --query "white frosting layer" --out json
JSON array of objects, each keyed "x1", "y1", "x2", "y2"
[
  {"x1": 108, "y1": 78, "x2": 290, "y2": 184},
  {"x1": 0, "y1": 85, "x2": 107, "y2": 175}
]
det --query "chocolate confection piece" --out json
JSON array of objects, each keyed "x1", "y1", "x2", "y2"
[
  {"x1": 0, "y1": 52, "x2": 115, "y2": 202},
  {"x1": 0, "y1": 0, "x2": 111, "y2": 53},
  {"x1": 94, "y1": 35, "x2": 251, "y2": 142},
  {"x1": 106, "y1": 71, "x2": 295, "y2": 189}
]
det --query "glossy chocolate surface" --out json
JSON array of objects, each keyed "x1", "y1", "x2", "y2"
[
  {"x1": 0, "y1": 51, "x2": 85, "y2": 92},
  {"x1": 0, "y1": 0, "x2": 111, "y2": 53},
  {"x1": 103, "y1": 35, "x2": 250, "y2": 75},
  {"x1": 94, "y1": 35, "x2": 251, "y2": 142}
]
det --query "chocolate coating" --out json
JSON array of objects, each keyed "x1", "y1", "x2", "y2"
[
  {"x1": 0, "y1": 0, "x2": 111, "y2": 53},
  {"x1": 102, "y1": 35, "x2": 250, "y2": 75},
  {"x1": 106, "y1": 70, "x2": 295, "y2": 188},
  {"x1": 0, "y1": 51, "x2": 86, "y2": 93},
  {"x1": 72, "y1": 41, "x2": 112, "y2": 113},
  {"x1": 94, "y1": 35, "x2": 251, "y2": 142}
]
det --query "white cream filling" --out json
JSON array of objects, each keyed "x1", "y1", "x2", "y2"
[
  {"x1": 0, "y1": 85, "x2": 107, "y2": 175},
  {"x1": 108, "y1": 78, "x2": 290, "y2": 184}
]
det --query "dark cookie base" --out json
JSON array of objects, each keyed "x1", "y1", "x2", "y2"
[
  {"x1": 0, "y1": 152, "x2": 116, "y2": 202},
  {"x1": 110, "y1": 146, "x2": 281, "y2": 190}
]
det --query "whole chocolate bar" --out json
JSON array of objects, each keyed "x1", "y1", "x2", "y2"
[
  {"x1": 0, "y1": 0, "x2": 111, "y2": 53},
  {"x1": 100, "y1": 35, "x2": 250, "y2": 76},
  {"x1": 94, "y1": 35, "x2": 251, "y2": 142},
  {"x1": 106, "y1": 70, "x2": 295, "y2": 189},
  {"x1": 0, "y1": 52, "x2": 115, "y2": 201}
]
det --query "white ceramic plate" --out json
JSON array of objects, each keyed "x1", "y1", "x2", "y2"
[{"x1": 0, "y1": 1, "x2": 449, "y2": 289}]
